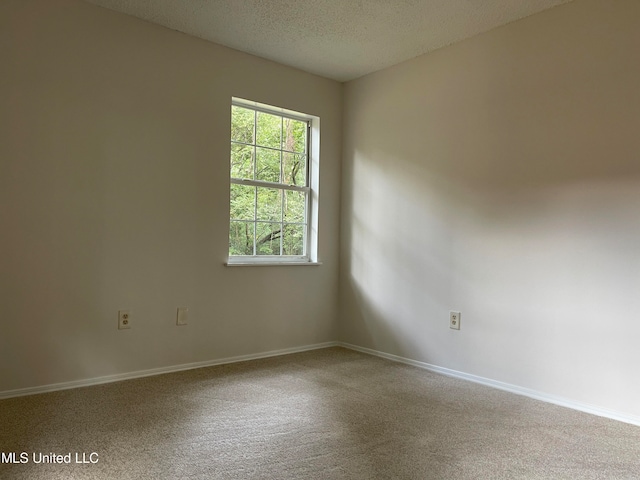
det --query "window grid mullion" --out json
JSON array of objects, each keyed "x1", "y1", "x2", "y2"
[
  {"x1": 253, "y1": 109, "x2": 257, "y2": 255},
  {"x1": 281, "y1": 188, "x2": 285, "y2": 256},
  {"x1": 231, "y1": 177, "x2": 308, "y2": 193},
  {"x1": 280, "y1": 116, "x2": 284, "y2": 256},
  {"x1": 305, "y1": 123, "x2": 311, "y2": 255},
  {"x1": 232, "y1": 140, "x2": 304, "y2": 156},
  {"x1": 253, "y1": 186, "x2": 257, "y2": 256}
]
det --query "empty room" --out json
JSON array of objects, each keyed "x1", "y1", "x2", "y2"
[{"x1": 1, "y1": 0, "x2": 639, "y2": 478}]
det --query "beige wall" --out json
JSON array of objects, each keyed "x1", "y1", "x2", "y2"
[
  {"x1": 0, "y1": 0, "x2": 342, "y2": 391},
  {"x1": 340, "y1": 0, "x2": 640, "y2": 417}
]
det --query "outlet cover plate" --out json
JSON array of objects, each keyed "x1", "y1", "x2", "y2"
[
  {"x1": 450, "y1": 311, "x2": 461, "y2": 330},
  {"x1": 118, "y1": 310, "x2": 132, "y2": 330},
  {"x1": 177, "y1": 307, "x2": 188, "y2": 326}
]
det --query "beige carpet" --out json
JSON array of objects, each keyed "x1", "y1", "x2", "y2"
[{"x1": 1, "y1": 347, "x2": 639, "y2": 479}]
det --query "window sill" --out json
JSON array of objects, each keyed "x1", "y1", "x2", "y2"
[{"x1": 225, "y1": 261, "x2": 322, "y2": 267}]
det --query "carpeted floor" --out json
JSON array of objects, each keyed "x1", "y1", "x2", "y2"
[{"x1": 1, "y1": 347, "x2": 639, "y2": 479}]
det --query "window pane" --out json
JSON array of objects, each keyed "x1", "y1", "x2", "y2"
[
  {"x1": 255, "y1": 147, "x2": 280, "y2": 183},
  {"x1": 230, "y1": 101, "x2": 314, "y2": 261},
  {"x1": 282, "y1": 118, "x2": 306, "y2": 153},
  {"x1": 230, "y1": 144, "x2": 253, "y2": 180},
  {"x1": 256, "y1": 222, "x2": 281, "y2": 255},
  {"x1": 284, "y1": 190, "x2": 305, "y2": 223},
  {"x1": 256, "y1": 112, "x2": 281, "y2": 149},
  {"x1": 256, "y1": 187, "x2": 282, "y2": 222},
  {"x1": 231, "y1": 106, "x2": 254, "y2": 144},
  {"x1": 230, "y1": 184, "x2": 255, "y2": 221},
  {"x1": 229, "y1": 221, "x2": 254, "y2": 256},
  {"x1": 283, "y1": 153, "x2": 306, "y2": 186},
  {"x1": 283, "y1": 224, "x2": 305, "y2": 256}
]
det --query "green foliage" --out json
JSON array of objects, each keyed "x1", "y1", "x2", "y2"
[
  {"x1": 231, "y1": 144, "x2": 253, "y2": 179},
  {"x1": 256, "y1": 222, "x2": 280, "y2": 255},
  {"x1": 256, "y1": 148, "x2": 280, "y2": 182},
  {"x1": 229, "y1": 105, "x2": 309, "y2": 256},
  {"x1": 256, "y1": 187, "x2": 282, "y2": 222},
  {"x1": 283, "y1": 224, "x2": 304, "y2": 255},
  {"x1": 283, "y1": 152, "x2": 305, "y2": 186},
  {"x1": 231, "y1": 106, "x2": 254, "y2": 144},
  {"x1": 284, "y1": 190, "x2": 305, "y2": 223},
  {"x1": 284, "y1": 118, "x2": 306, "y2": 154},
  {"x1": 256, "y1": 112, "x2": 281, "y2": 149},
  {"x1": 229, "y1": 221, "x2": 253, "y2": 255},
  {"x1": 230, "y1": 184, "x2": 254, "y2": 221}
]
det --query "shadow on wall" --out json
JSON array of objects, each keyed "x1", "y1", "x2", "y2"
[
  {"x1": 340, "y1": 133, "x2": 640, "y2": 403},
  {"x1": 339, "y1": 0, "x2": 640, "y2": 413}
]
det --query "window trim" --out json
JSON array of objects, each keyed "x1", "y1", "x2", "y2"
[{"x1": 227, "y1": 98, "x2": 320, "y2": 266}]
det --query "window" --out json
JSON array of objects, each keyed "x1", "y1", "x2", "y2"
[{"x1": 228, "y1": 98, "x2": 319, "y2": 265}]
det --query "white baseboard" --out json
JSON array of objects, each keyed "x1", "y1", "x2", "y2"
[
  {"x1": 338, "y1": 342, "x2": 640, "y2": 428},
  {"x1": 0, "y1": 341, "x2": 339, "y2": 400},
  {"x1": 4, "y1": 340, "x2": 640, "y2": 428}
]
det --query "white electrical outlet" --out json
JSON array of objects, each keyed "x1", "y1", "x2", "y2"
[
  {"x1": 118, "y1": 310, "x2": 132, "y2": 330},
  {"x1": 176, "y1": 307, "x2": 188, "y2": 326},
  {"x1": 450, "y1": 311, "x2": 461, "y2": 330}
]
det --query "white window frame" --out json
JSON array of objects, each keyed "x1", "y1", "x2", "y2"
[{"x1": 227, "y1": 98, "x2": 320, "y2": 266}]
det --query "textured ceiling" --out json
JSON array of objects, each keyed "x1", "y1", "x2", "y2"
[{"x1": 83, "y1": 0, "x2": 574, "y2": 82}]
